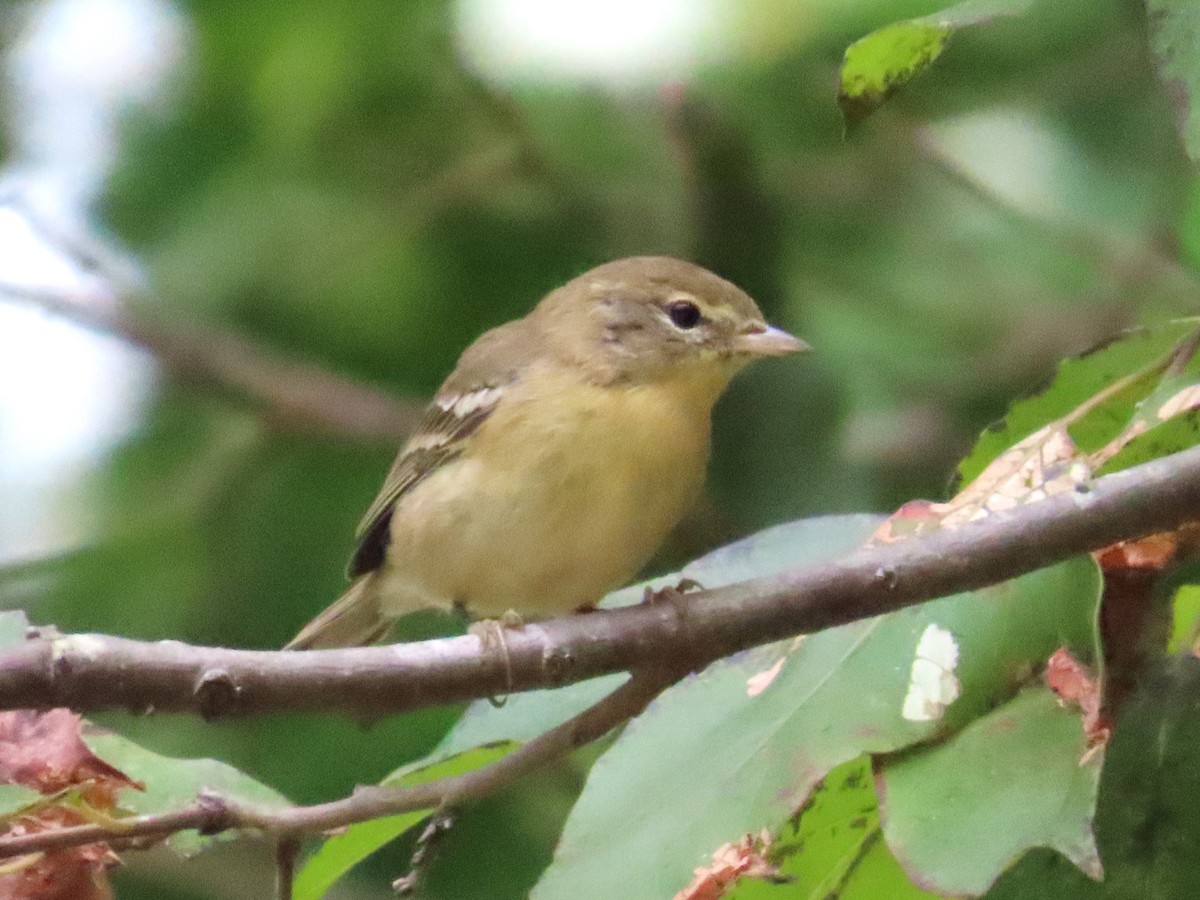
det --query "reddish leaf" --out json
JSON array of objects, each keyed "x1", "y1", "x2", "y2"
[
  {"x1": 1095, "y1": 524, "x2": 1200, "y2": 575},
  {"x1": 0, "y1": 710, "x2": 140, "y2": 806},
  {"x1": 0, "y1": 710, "x2": 143, "y2": 900},
  {"x1": 870, "y1": 500, "x2": 942, "y2": 543},
  {"x1": 673, "y1": 831, "x2": 785, "y2": 900},
  {"x1": 0, "y1": 806, "x2": 117, "y2": 900},
  {"x1": 1045, "y1": 648, "x2": 1108, "y2": 747},
  {"x1": 1094, "y1": 524, "x2": 1200, "y2": 719}
]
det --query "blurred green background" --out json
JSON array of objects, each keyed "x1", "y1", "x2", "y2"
[{"x1": 0, "y1": 0, "x2": 1195, "y2": 896}]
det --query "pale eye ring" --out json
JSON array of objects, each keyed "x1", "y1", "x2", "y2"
[{"x1": 666, "y1": 300, "x2": 702, "y2": 330}]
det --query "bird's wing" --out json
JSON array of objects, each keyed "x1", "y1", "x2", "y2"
[
  {"x1": 285, "y1": 575, "x2": 391, "y2": 649},
  {"x1": 347, "y1": 318, "x2": 534, "y2": 577}
]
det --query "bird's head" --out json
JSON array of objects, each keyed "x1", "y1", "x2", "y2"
[{"x1": 534, "y1": 256, "x2": 809, "y2": 392}]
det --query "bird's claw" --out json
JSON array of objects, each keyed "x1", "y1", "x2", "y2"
[
  {"x1": 469, "y1": 611, "x2": 525, "y2": 706},
  {"x1": 642, "y1": 577, "x2": 704, "y2": 605}
]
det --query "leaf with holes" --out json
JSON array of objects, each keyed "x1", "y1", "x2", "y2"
[
  {"x1": 957, "y1": 321, "x2": 1200, "y2": 489},
  {"x1": 530, "y1": 552, "x2": 1100, "y2": 900}
]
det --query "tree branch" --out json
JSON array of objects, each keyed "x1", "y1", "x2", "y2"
[
  {"x1": 0, "y1": 666, "x2": 683, "y2": 860},
  {"x1": 0, "y1": 195, "x2": 424, "y2": 442},
  {"x1": 2, "y1": 444, "x2": 1200, "y2": 719},
  {"x1": 0, "y1": 280, "x2": 423, "y2": 442}
]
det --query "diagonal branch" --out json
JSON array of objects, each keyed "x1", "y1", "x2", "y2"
[
  {"x1": 0, "y1": 195, "x2": 424, "y2": 442},
  {"x1": 2, "y1": 444, "x2": 1200, "y2": 720},
  {"x1": 0, "y1": 666, "x2": 683, "y2": 861},
  {"x1": 0, "y1": 280, "x2": 423, "y2": 442}
]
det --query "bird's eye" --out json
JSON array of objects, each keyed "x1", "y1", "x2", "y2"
[{"x1": 666, "y1": 300, "x2": 702, "y2": 330}]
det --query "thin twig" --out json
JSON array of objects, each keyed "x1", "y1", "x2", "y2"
[
  {"x1": 275, "y1": 837, "x2": 300, "y2": 900},
  {"x1": 1167, "y1": 326, "x2": 1200, "y2": 377},
  {"x1": 392, "y1": 810, "x2": 454, "y2": 895},
  {"x1": 0, "y1": 667, "x2": 682, "y2": 861}
]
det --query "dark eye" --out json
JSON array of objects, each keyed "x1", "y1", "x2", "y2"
[{"x1": 666, "y1": 300, "x2": 702, "y2": 330}]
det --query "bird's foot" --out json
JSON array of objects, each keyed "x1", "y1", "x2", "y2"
[
  {"x1": 469, "y1": 611, "x2": 525, "y2": 706},
  {"x1": 642, "y1": 577, "x2": 704, "y2": 605}
]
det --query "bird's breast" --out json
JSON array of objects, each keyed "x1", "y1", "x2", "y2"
[{"x1": 381, "y1": 375, "x2": 714, "y2": 617}]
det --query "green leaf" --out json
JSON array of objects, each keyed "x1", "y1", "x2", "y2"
[
  {"x1": 838, "y1": 0, "x2": 1035, "y2": 128},
  {"x1": 1146, "y1": 0, "x2": 1200, "y2": 161},
  {"x1": 957, "y1": 320, "x2": 1200, "y2": 489},
  {"x1": 293, "y1": 742, "x2": 517, "y2": 900},
  {"x1": 0, "y1": 783, "x2": 45, "y2": 819},
  {"x1": 731, "y1": 756, "x2": 940, "y2": 900},
  {"x1": 837, "y1": 830, "x2": 946, "y2": 899},
  {"x1": 432, "y1": 676, "x2": 625, "y2": 761},
  {"x1": 1094, "y1": 654, "x2": 1200, "y2": 898},
  {"x1": 1168, "y1": 584, "x2": 1200, "y2": 653},
  {"x1": 82, "y1": 728, "x2": 289, "y2": 856},
  {"x1": 879, "y1": 686, "x2": 1102, "y2": 896},
  {"x1": 983, "y1": 848, "x2": 1102, "y2": 899},
  {"x1": 1095, "y1": 369, "x2": 1200, "y2": 475},
  {"x1": 530, "y1": 549, "x2": 1100, "y2": 900},
  {"x1": 731, "y1": 756, "x2": 879, "y2": 900}
]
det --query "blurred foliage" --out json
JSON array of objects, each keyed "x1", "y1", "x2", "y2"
[
  {"x1": 1144, "y1": 0, "x2": 1200, "y2": 159},
  {"x1": 2, "y1": 0, "x2": 1200, "y2": 896}
]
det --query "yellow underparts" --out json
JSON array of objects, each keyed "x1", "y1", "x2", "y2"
[{"x1": 377, "y1": 364, "x2": 727, "y2": 618}]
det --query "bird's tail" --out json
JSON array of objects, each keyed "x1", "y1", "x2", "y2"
[{"x1": 285, "y1": 576, "x2": 392, "y2": 649}]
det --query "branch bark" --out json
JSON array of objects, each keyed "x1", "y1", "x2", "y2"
[{"x1": 3, "y1": 444, "x2": 1200, "y2": 719}]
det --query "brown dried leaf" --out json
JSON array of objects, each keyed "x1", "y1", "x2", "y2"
[
  {"x1": 1045, "y1": 648, "x2": 1108, "y2": 747},
  {"x1": 0, "y1": 806, "x2": 117, "y2": 900},
  {"x1": 0, "y1": 864, "x2": 114, "y2": 899},
  {"x1": 871, "y1": 425, "x2": 1089, "y2": 544},
  {"x1": 0, "y1": 710, "x2": 142, "y2": 900},
  {"x1": 1095, "y1": 524, "x2": 1200, "y2": 575},
  {"x1": 674, "y1": 831, "x2": 785, "y2": 900},
  {"x1": 745, "y1": 638, "x2": 804, "y2": 698},
  {"x1": 0, "y1": 710, "x2": 140, "y2": 807},
  {"x1": 1157, "y1": 384, "x2": 1200, "y2": 419},
  {"x1": 1095, "y1": 534, "x2": 1179, "y2": 573},
  {"x1": 1091, "y1": 524, "x2": 1200, "y2": 722},
  {"x1": 939, "y1": 425, "x2": 1089, "y2": 527},
  {"x1": 869, "y1": 499, "x2": 942, "y2": 544}
]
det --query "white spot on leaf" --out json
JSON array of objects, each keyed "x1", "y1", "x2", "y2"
[
  {"x1": 902, "y1": 624, "x2": 961, "y2": 722},
  {"x1": 746, "y1": 657, "x2": 784, "y2": 697}
]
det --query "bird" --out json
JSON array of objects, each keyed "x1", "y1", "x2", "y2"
[{"x1": 286, "y1": 256, "x2": 808, "y2": 649}]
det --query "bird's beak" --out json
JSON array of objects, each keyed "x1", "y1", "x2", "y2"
[{"x1": 735, "y1": 323, "x2": 811, "y2": 357}]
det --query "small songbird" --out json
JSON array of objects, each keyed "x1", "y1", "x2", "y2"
[{"x1": 287, "y1": 256, "x2": 808, "y2": 649}]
